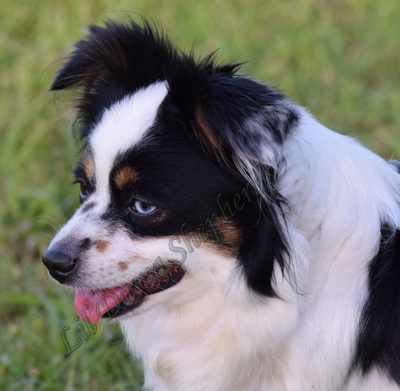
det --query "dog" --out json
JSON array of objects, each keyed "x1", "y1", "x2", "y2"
[{"x1": 42, "y1": 20, "x2": 400, "y2": 391}]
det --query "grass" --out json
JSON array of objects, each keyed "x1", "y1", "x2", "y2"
[{"x1": 0, "y1": 0, "x2": 399, "y2": 389}]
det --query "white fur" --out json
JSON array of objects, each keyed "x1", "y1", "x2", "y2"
[
  {"x1": 119, "y1": 110, "x2": 400, "y2": 391},
  {"x1": 47, "y1": 90, "x2": 400, "y2": 390},
  {"x1": 90, "y1": 82, "x2": 168, "y2": 202},
  {"x1": 48, "y1": 83, "x2": 170, "y2": 290},
  {"x1": 276, "y1": 111, "x2": 400, "y2": 390}
]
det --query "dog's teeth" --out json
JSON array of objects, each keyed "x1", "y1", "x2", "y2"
[{"x1": 158, "y1": 268, "x2": 168, "y2": 277}]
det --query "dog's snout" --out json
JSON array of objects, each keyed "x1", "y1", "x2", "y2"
[{"x1": 42, "y1": 249, "x2": 77, "y2": 284}]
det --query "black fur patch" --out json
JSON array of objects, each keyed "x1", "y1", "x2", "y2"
[
  {"x1": 354, "y1": 224, "x2": 400, "y2": 384},
  {"x1": 50, "y1": 20, "x2": 299, "y2": 152},
  {"x1": 100, "y1": 110, "x2": 289, "y2": 296},
  {"x1": 51, "y1": 19, "x2": 300, "y2": 296},
  {"x1": 81, "y1": 201, "x2": 96, "y2": 214}
]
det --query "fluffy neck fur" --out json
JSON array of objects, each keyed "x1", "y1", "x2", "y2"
[{"x1": 120, "y1": 110, "x2": 400, "y2": 391}]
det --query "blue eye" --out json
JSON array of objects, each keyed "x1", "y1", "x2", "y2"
[{"x1": 132, "y1": 200, "x2": 157, "y2": 215}]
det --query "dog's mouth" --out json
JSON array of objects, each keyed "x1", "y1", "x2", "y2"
[{"x1": 74, "y1": 262, "x2": 185, "y2": 324}]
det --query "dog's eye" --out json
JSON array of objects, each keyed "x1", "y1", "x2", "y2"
[
  {"x1": 131, "y1": 200, "x2": 157, "y2": 215},
  {"x1": 79, "y1": 183, "x2": 89, "y2": 203}
]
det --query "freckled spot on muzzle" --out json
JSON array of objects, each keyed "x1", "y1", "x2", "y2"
[
  {"x1": 118, "y1": 261, "x2": 130, "y2": 271},
  {"x1": 95, "y1": 240, "x2": 109, "y2": 252}
]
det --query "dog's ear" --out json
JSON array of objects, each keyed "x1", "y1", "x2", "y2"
[
  {"x1": 238, "y1": 197, "x2": 289, "y2": 297},
  {"x1": 51, "y1": 23, "x2": 130, "y2": 92},
  {"x1": 190, "y1": 74, "x2": 299, "y2": 181},
  {"x1": 51, "y1": 20, "x2": 173, "y2": 93},
  {"x1": 190, "y1": 74, "x2": 298, "y2": 296},
  {"x1": 50, "y1": 20, "x2": 175, "y2": 138}
]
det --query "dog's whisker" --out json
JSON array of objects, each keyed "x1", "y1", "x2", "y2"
[
  {"x1": 38, "y1": 220, "x2": 60, "y2": 234},
  {"x1": 39, "y1": 232, "x2": 55, "y2": 240},
  {"x1": 42, "y1": 215, "x2": 62, "y2": 230}
]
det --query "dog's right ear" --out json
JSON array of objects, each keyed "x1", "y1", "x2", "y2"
[
  {"x1": 50, "y1": 21, "x2": 174, "y2": 138},
  {"x1": 50, "y1": 23, "x2": 136, "y2": 92},
  {"x1": 51, "y1": 20, "x2": 176, "y2": 93},
  {"x1": 50, "y1": 23, "x2": 136, "y2": 139}
]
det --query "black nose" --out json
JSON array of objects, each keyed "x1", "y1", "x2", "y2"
[{"x1": 42, "y1": 249, "x2": 77, "y2": 284}]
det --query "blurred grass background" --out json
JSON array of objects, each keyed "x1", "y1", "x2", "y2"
[{"x1": 0, "y1": 0, "x2": 399, "y2": 389}]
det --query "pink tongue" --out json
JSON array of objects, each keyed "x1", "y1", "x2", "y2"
[{"x1": 74, "y1": 285, "x2": 130, "y2": 324}]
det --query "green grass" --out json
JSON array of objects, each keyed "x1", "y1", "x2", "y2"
[{"x1": 0, "y1": 0, "x2": 399, "y2": 389}]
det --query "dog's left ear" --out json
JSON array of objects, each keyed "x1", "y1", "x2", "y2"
[
  {"x1": 190, "y1": 73, "x2": 299, "y2": 296},
  {"x1": 189, "y1": 73, "x2": 299, "y2": 175}
]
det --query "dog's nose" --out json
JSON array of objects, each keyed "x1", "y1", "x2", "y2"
[{"x1": 42, "y1": 249, "x2": 77, "y2": 284}]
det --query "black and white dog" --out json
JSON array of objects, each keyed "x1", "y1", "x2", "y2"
[{"x1": 42, "y1": 20, "x2": 400, "y2": 391}]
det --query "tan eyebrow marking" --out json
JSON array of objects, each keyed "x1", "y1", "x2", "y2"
[
  {"x1": 82, "y1": 154, "x2": 95, "y2": 181},
  {"x1": 114, "y1": 166, "x2": 139, "y2": 189}
]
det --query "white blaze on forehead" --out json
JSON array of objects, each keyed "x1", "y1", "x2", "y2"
[{"x1": 89, "y1": 82, "x2": 168, "y2": 201}]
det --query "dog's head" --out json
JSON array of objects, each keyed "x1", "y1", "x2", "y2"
[{"x1": 43, "y1": 20, "x2": 299, "y2": 323}]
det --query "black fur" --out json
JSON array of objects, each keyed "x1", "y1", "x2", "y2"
[
  {"x1": 53, "y1": 19, "x2": 299, "y2": 296},
  {"x1": 51, "y1": 20, "x2": 298, "y2": 152},
  {"x1": 354, "y1": 224, "x2": 400, "y2": 384}
]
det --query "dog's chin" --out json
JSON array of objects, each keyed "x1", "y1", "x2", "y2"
[{"x1": 71, "y1": 262, "x2": 185, "y2": 324}]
